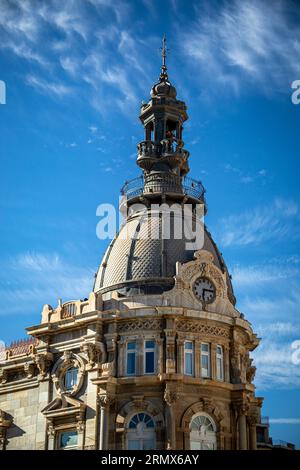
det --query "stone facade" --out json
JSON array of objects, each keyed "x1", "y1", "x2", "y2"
[
  {"x1": 0, "y1": 40, "x2": 279, "y2": 451},
  {"x1": 0, "y1": 249, "x2": 264, "y2": 450}
]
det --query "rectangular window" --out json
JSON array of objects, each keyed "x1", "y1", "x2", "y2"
[
  {"x1": 184, "y1": 341, "x2": 194, "y2": 375},
  {"x1": 126, "y1": 341, "x2": 136, "y2": 375},
  {"x1": 144, "y1": 340, "x2": 155, "y2": 374},
  {"x1": 201, "y1": 343, "x2": 210, "y2": 378},
  {"x1": 64, "y1": 367, "x2": 78, "y2": 391},
  {"x1": 216, "y1": 345, "x2": 224, "y2": 381},
  {"x1": 59, "y1": 430, "x2": 78, "y2": 449}
]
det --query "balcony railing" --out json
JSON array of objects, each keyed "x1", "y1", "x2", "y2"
[
  {"x1": 260, "y1": 416, "x2": 269, "y2": 425},
  {"x1": 121, "y1": 175, "x2": 205, "y2": 202},
  {"x1": 61, "y1": 301, "x2": 77, "y2": 319},
  {"x1": 272, "y1": 439, "x2": 295, "y2": 449},
  {"x1": 137, "y1": 139, "x2": 188, "y2": 159}
]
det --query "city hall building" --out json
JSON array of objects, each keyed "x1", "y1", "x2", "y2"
[{"x1": 0, "y1": 43, "x2": 281, "y2": 451}]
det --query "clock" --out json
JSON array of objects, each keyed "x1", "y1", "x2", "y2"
[{"x1": 193, "y1": 277, "x2": 216, "y2": 303}]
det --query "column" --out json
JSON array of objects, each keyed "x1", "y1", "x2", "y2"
[
  {"x1": 195, "y1": 339, "x2": 201, "y2": 378},
  {"x1": 164, "y1": 388, "x2": 178, "y2": 449},
  {"x1": 157, "y1": 338, "x2": 164, "y2": 376},
  {"x1": 98, "y1": 394, "x2": 115, "y2": 450},
  {"x1": 248, "y1": 415, "x2": 257, "y2": 450},
  {"x1": 211, "y1": 343, "x2": 217, "y2": 380},
  {"x1": 237, "y1": 405, "x2": 248, "y2": 450},
  {"x1": 164, "y1": 330, "x2": 176, "y2": 374},
  {"x1": 176, "y1": 338, "x2": 184, "y2": 375},
  {"x1": 224, "y1": 346, "x2": 230, "y2": 383}
]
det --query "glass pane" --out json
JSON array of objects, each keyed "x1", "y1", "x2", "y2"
[
  {"x1": 145, "y1": 351, "x2": 155, "y2": 373},
  {"x1": 190, "y1": 441, "x2": 201, "y2": 450},
  {"x1": 185, "y1": 352, "x2": 193, "y2": 375},
  {"x1": 65, "y1": 367, "x2": 78, "y2": 390},
  {"x1": 217, "y1": 358, "x2": 224, "y2": 380},
  {"x1": 201, "y1": 343, "x2": 209, "y2": 352},
  {"x1": 201, "y1": 355, "x2": 209, "y2": 377},
  {"x1": 146, "y1": 419, "x2": 155, "y2": 428},
  {"x1": 145, "y1": 340, "x2": 155, "y2": 349},
  {"x1": 217, "y1": 346, "x2": 222, "y2": 355},
  {"x1": 127, "y1": 342, "x2": 136, "y2": 350},
  {"x1": 128, "y1": 439, "x2": 140, "y2": 450},
  {"x1": 143, "y1": 439, "x2": 155, "y2": 450},
  {"x1": 127, "y1": 352, "x2": 136, "y2": 375},
  {"x1": 185, "y1": 342, "x2": 193, "y2": 350},
  {"x1": 60, "y1": 431, "x2": 78, "y2": 448}
]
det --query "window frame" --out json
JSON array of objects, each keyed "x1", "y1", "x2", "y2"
[
  {"x1": 126, "y1": 341, "x2": 137, "y2": 376},
  {"x1": 184, "y1": 341, "x2": 194, "y2": 376},
  {"x1": 144, "y1": 340, "x2": 156, "y2": 375},
  {"x1": 216, "y1": 345, "x2": 224, "y2": 381},
  {"x1": 58, "y1": 429, "x2": 78, "y2": 450},
  {"x1": 64, "y1": 366, "x2": 78, "y2": 391},
  {"x1": 201, "y1": 342, "x2": 211, "y2": 378}
]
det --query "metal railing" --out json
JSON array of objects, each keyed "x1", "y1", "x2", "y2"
[
  {"x1": 272, "y1": 439, "x2": 295, "y2": 449},
  {"x1": 121, "y1": 175, "x2": 205, "y2": 202},
  {"x1": 260, "y1": 416, "x2": 269, "y2": 425}
]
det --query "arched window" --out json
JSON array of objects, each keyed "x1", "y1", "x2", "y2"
[
  {"x1": 190, "y1": 413, "x2": 217, "y2": 450},
  {"x1": 127, "y1": 413, "x2": 156, "y2": 450}
]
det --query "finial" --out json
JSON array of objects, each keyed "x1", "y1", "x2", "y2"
[{"x1": 160, "y1": 34, "x2": 169, "y2": 81}]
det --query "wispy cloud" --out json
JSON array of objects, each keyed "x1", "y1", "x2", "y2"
[
  {"x1": 0, "y1": 252, "x2": 94, "y2": 316},
  {"x1": 217, "y1": 198, "x2": 300, "y2": 247},
  {"x1": 269, "y1": 419, "x2": 300, "y2": 424},
  {"x1": 26, "y1": 74, "x2": 72, "y2": 97},
  {"x1": 181, "y1": 0, "x2": 300, "y2": 95},
  {"x1": 224, "y1": 163, "x2": 267, "y2": 185},
  {"x1": 0, "y1": 0, "x2": 152, "y2": 114}
]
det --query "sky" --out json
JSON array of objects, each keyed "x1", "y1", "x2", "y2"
[{"x1": 0, "y1": 0, "x2": 300, "y2": 448}]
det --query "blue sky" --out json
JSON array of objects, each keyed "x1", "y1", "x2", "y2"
[{"x1": 0, "y1": 0, "x2": 300, "y2": 448}]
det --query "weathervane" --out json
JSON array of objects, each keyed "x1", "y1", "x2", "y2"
[{"x1": 160, "y1": 34, "x2": 169, "y2": 81}]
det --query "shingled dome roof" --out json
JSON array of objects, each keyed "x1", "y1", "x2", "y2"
[{"x1": 93, "y1": 210, "x2": 235, "y2": 303}]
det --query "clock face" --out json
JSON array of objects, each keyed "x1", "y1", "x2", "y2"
[{"x1": 193, "y1": 277, "x2": 216, "y2": 303}]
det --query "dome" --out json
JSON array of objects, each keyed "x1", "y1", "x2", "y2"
[
  {"x1": 151, "y1": 79, "x2": 177, "y2": 99},
  {"x1": 93, "y1": 209, "x2": 235, "y2": 304}
]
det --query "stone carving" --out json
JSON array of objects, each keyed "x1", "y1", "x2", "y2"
[
  {"x1": 164, "y1": 389, "x2": 178, "y2": 406},
  {"x1": 51, "y1": 351, "x2": 85, "y2": 397},
  {"x1": 34, "y1": 352, "x2": 54, "y2": 378},
  {"x1": 118, "y1": 319, "x2": 163, "y2": 332},
  {"x1": 24, "y1": 362, "x2": 35, "y2": 379},
  {"x1": 230, "y1": 349, "x2": 241, "y2": 384},
  {"x1": 80, "y1": 341, "x2": 107, "y2": 369},
  {"x1": 175, "y1": 320, "x2": 229, "y2": 338},
  {"x1": 0, "y1": 368, "x2": 8, "y2": 385},
  {"x1": 98, "y1": 394, "x2": 115, "y2": 408},
  {"x1": 0, "y1": 410, "x2": 13, "y2": 450}
]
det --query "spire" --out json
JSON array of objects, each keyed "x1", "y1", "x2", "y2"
[{"x1": 160, "y1": 34, "x2": 168, "y2": 81}]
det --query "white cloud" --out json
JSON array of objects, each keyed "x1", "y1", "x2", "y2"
[
  {"x1": 26, "y1": 74, "x2": 72, "y2": 97},
  {"x1": 269, "y1": 419, "x2": 300, "y2": 424},
  {"x1": 0, "y1": 252, "x2": 94, "y2": 316},
  {"x1": 181, "y1": 0, "x2": 300, "y2": 95},
  {"x1": 232, "y1": 263, "x2": 300, "y2": 287},
  {"x1": 218, "y1": 198, "x2": 300, "y2": 247}
]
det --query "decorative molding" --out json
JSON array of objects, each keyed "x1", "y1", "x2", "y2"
[
  {"x1": 118, "y1": 319, "x2": 163, "y2": 332},
  {"x1": 51, "y1": 351, "x2": 85, "y2": 397},
  {"x1": 164, "y1": 389, "x2": 179, "y2": 407},
  {"x1": 0, "y1": 369, "x2": 8, "y2": 385},
  {"x1": 80, "y1": 341, "x2": 107, "y2": 370},
  {"x1": 175, "y1": 320, "x2": 229, "y2": 338},
  {"x1": 33, "y1": 352, "x2": 54, "y2": 379},
  {"x1": 24, "y1": 362, "x2": 35, "y2": 379},
  {"x1": 98, "y1": 394, "x2": 115, "y2": 408}
]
